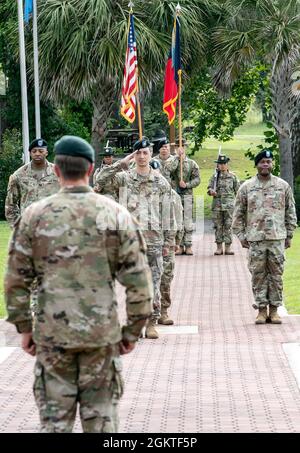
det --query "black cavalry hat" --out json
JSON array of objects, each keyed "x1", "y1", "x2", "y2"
[{"x1": 215, "y1": 154, "x2": 230, "y2": 164}]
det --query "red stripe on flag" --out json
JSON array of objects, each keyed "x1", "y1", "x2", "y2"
[{"x1": 163, "y1": 58, "x2": 178, "y2": 125}]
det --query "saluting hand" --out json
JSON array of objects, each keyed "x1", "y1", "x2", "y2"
[{"x1": 122, "y1": 151, "x2": 137, "y2": 167}]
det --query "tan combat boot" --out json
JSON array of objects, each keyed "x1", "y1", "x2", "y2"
[
  {"x1": 185, "y1": 246, "x2": 193, "y2": 255},
  {"x1": 175, "y1": 246, "x2": 184, "y2": 255},
  {"x1": 145, "y1": 319, "x2": 159, "y2": 339},
  {"x1": 225, "y1": 244, "x2": 235, "y2": 255},
  {"x1": 158, "y1": 308, "x2": 174, "y2": 325},
  {"x1": 269, "y1": 305, "x2": 282, "y2": 324},
  {"x1": 255, "y1": 306, "x2": 268, "y2": 324},
  {"x1": 214, "y1": 243, "x2": 223, "y2": 255}
]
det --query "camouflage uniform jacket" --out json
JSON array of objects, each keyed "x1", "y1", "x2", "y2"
[
  {"x1": 5, "y1": 160, "x2": 59, "y2": 228},
  {"x1": 94, "y1": 160, "x2": 176, "y2": 248},
  {"x1": 207, "y1": 171, "x2": 239, "y2": 211},
  {"x1": 93, "y1": 161, "x2": 121, "y2": 201},
  {"x1": 170, "y1": 156, "x2": 201, "y2": 194},
  {"x1": 152, "y1": 155, "x2": 178, "y2": 184},
  {"x1": 232, "y1": 174, "x2": 297, "y2": 241},
  {"x1": 5, "y1": 186, "x2": 153, "y2": 348}
]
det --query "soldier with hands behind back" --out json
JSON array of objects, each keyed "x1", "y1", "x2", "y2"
[{"x1": 5, "y1": 135, "x2": 153, "y2": 433}]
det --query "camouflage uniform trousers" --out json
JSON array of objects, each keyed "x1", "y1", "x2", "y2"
[
  {"x1": 160, "y1": 249, "x2": 175, "y2": 310},
  {"x1": 248, "y1": 240, "x2": 285, "y2": 309},
  {"x1": 179, "y1": 193, "x2": 194, "y2": 247},
  {"x1": 212, "y1": 209, "x2": 233, "y2": 244},
  {"x1": 33, "y1": 343, "x2": 123, "y2": 433},
  {"x1": 147, "y1": 246, "x2": 164, "y2": 321}
]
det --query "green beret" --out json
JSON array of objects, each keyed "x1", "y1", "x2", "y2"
[{"x1": 54, "y1": 136, "x2": 95, "y2": 163}]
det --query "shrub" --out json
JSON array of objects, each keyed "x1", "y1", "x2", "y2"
[{"x1": 0, "y1": 128, "x2": 22, "y2": 219}]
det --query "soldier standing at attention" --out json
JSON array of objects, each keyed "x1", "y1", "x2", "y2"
[
  {"x1": 94, "y1": 137, "x2": 176, "y2": 339},
  {"x1": 232, "y1": 149, "x2": 297, "y2": 325},
  {"x1": 5, "y1": 138, "x2": 59, "y2": 228},
  {"x1": 4, "y1": 135, "x2": 153, "y2": 433},
  {"x1": 207, "y1": 154, "x2": 239, "y2": 256},
  {"x1": 152, "y1": 136, "x2": 183, "y2": 326},
  {"x1": 152, "y1": 137, "x2": 178, "y2": 183},
  {"x1": 172, "y1": 139, "x2": 200, "y2": 256},
  {"x1": 93, "y1": 145, "x2": 115, "y2": 185}
]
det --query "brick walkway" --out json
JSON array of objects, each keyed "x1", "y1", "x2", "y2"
[{"x1": 1, "y1": 227, "x2": 300, "y2": 433}]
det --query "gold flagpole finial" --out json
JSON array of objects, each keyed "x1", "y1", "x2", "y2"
[
  {"x1": 128, "y1": 1, "x2": 134, "y2": 12},
  {"x1": 176, "y1": 3, "x2": 181, "y2": 15}
]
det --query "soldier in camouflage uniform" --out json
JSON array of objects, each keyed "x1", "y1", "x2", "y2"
[
  {"x1": 171, "y1": 140, "x2": 200, "y2": 256},
  {"x1": 5, "y1": 136, "x2": 153, "y2": 433},
  {"x1": 151, "y1": 136, "x2": 183, "y2": 325},
  {"x1": 159, "y1": 190, "x2": 183, "y2": 325},
  {"x1": 5, "y1": 138, "x2": 60, "y2": 312},
  {"x1": 94, "y1": 137, "x2": 176, "y2": 339},
  {"x1": 93, "y1": 146, "x2": 120, "y2": 201},
  {"x1": 232, "y1": 149, "x2": 297, "y2": 325},
  {"x1": 5, "y1": 138, "x2": 59, "y2": 228},
  {"x1": 207, "y1": 154, "x2": 239, "y2": 255},
  {"x1": 152, "y1": 137, "x2": 179, "y2": 183}
]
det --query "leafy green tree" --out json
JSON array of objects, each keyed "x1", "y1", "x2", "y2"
[
  {"x1": 210, "y1": 0, "x2": 300, "y2": 190},
  {"x1": 31, "y1": 0, "x2": 209, "y2": 152},
  {"x1": 184, "y1": 66, "x2": 263, "y2": 152}
]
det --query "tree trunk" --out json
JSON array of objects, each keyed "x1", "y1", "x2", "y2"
[
  {"x1": 278, "y1": 133, "x2": 294, "y2": 190},
  {"x1": 291, "y1": 112, "x2": 300, "y2": 180},
  {"x1": 270, "y1": 58, "x2": 297, "y2": 191},
  {"x1": 91, "y1": 79, "x2": 118, "y2": 169}
]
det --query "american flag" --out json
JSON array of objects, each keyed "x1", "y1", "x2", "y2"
[{"x1": 121, "y1": 14, "x2": 137, "y2": 123}]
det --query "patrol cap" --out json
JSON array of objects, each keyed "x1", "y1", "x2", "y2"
[
  {"x1": 54, "y1": 135, "x2": 95, "y2": 163},
  {"x1": 29, "y1": 138, "x2": 48, "y2": 151},
  {"x1": 133, "y1": 136, "x2": 153, "y2": 151},
  {"x1": 254, "y1": 149, "x2": 273, "y2": 166},
  {"x1": 157, "y1": 138, "x2": 169, "y2": 151},
  {"x1": 102, "y1": 147, "x2": 114, "y2": 157},
  {"x1": 215, "y1": 154, "x2": 230, "y2": 164}
]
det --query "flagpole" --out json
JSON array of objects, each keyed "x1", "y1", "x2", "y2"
[
  {"x1": 129, "y1": 2, "x2": 143, "y2": 139},
  {"x1": 136, "y1": 75, "x2": 143, "y2": 140},
  {"x1": 33, "y1": 0, "x2": 41, "y2": 137},
  {"x1": 17, "y1": 0, "x2": 30, "y2": 163},
  {"x1": 176, "y1": 4, "x2": 183, "y2": 181}
]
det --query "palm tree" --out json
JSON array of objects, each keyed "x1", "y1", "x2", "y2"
[
  {"x1": 211, "y1": 0, "x2": 300, "y2": 189},
  {"x1": 32, "y1": 0, "x2": 210, "y2": 153}
]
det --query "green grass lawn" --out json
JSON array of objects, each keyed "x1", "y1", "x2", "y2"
[
  {"x1": 0, "y1": 221, "x2": 11, "y2": 318},
  {"x1": 283, "y1": 228, "x2": 300, "y2": 314},
  {"x1": 192, "y1": 122, "x2": 264, "y2": 217}
]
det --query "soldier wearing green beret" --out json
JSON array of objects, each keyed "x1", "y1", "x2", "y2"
[
  {"x1": 207, "y1": 154, "x2": 239, "y2": 255},
  {"x1": 233, "y1": 149, "x2": 297, "y2": 325},
  {"x1": 5, "y1": 138, "x2": 59, "y2": 228},
  {"x1": 5, "y1": 135, "x2": 153, "y2": 432}
]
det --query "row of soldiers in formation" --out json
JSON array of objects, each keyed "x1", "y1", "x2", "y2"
[
  {"x1": 4, "y1": 134, "x2": 297, "y2": 432},
  {"x1": 5, "y1": 134, "x2": 298, "y2": 330}
]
